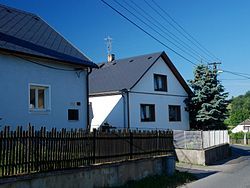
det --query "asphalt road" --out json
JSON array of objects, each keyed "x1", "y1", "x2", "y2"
[{"x1": 178, "y1": 145, "x2": 250, "y2": 188}]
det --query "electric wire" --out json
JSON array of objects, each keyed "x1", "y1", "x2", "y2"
[
  {"x1": 221, "y1": 70, "x2": 250, "y2": 79},
  {"x1": 101, "y1": 0, "x2": 250, "y2": 80},
  {"x1": 101, "y1": 0, "x2": 198, "y2": 66},
  {"x1": 13, "y1": 54, "x2": 82, "y2": 72},
  {"x1": 124, "y1": 0, "x2": 210, "y2": 63},
  {"x1": 112, "y1": 0, "x2": 202, "y2": 63},
  {"x1": 149, "y1": 0, "x2": 220, "y2": 62}
]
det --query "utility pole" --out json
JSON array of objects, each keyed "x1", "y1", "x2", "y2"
[{"x1": 208, "y1": 62, "x2": 222, "y2": 78}]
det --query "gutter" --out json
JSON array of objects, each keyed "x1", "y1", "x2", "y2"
[
  {"x1": 86, "y1": 67, "x2": 92, "y2": 132},
  {"x1": 121, "y1": 89, "x2": 130, "y2": 130}
]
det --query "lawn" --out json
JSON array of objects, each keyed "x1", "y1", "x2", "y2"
[{"x1": 113, "y1": 171, "x2": 196, "y2": 188}]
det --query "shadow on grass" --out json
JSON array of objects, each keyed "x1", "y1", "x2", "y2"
[
  {"x1": 177, "y1": 167, "x2": 218, "y2": 180},
  {"x1": 109, "y1": 171, "x2": 196, "y2": 188}
]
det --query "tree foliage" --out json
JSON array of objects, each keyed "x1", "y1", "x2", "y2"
[
  {"x1": 185, "y1": 64, "x2": 229, "y2": 130},
  {"x1": 226, "y1": 91, "x2": 250, "y2": 127}
]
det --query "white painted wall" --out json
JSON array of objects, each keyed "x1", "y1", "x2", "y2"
[
  {"x1": 0, "y1": 53, "x2": 88, "y2": 130},
  {"x1": 131, "y1": 57, "x2": 187, "y2": 95},
  {"x1": 129, "y1": 57, "x2": 189, "y2": 130},
  {"x1": 89, "y1": 56, "x2": 190, "y2": 131},
  {"x1": 89, "y1": 94, "x2": 124, "y2": 130},
  {"x1": 232, "y1": 124, "x2": 250, "y2": 133},
  {"x1": 129, "y1": 92, "x2": 189, "y2": 130}
]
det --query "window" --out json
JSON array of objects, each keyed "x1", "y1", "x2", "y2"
[
  {"x1": 169, "y1": 105, "x2": 181, "y2": 122},
  {"x1": 154, "y1": 74, "x2": 167, "y2": 91},
  {"x1": 140, "y1": 104, "x2": 155, "y2": 122},
  {"x1": 68, "y1": 109, "x2": 79, "y2": 121},
  {"x1": 29, "y1": 84, "x2": 50, "y2": 111}
]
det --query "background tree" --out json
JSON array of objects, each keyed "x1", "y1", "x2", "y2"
[
  {"x1": 185, "y1": 64, "x2": 229, "y2": 130},
  {"x1": 226, "y1": 91, "x2": 250, "y2": 127}
]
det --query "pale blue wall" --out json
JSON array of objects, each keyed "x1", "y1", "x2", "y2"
[{"x1": 0, "y1": 53, "x2": 88, "y2": 130}]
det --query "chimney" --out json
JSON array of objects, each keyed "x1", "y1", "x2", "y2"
[{"x1": 108, "y1": 54, "x2": 115, "y2": 63}]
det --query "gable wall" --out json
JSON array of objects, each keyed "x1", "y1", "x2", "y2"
[
  {"x1": 0, "y1": 53, "x2": 88, "y2": 130},
  {"x1": 131, "y1": 57, "x2": 187, "y2": 95},
  {"x1": 129, "y1": 57, "x2": 189, "y2": 130}
]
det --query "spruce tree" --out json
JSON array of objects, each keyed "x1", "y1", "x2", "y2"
[{"x1": 185, "y1": 64, "x2": 229, "y2": 130}]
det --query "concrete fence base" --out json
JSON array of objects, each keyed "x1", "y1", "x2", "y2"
[
  {"x1": 175, "y1": 144, "x2": 229, "y2": 165},
  {"x1": 0, "y1": 155, "x2": 175, "y2": 188}
]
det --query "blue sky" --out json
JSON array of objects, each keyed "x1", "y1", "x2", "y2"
[{"x1": 1, "y1": 0, "x2": 250, "y2": 97}]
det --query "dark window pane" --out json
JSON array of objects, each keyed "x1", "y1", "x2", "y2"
[
  {"x1": 30, "y1": 88, "x2": 36, "y2": 109},
  {"x1": 141, "y1": 104, "x2": 155, "y2": 122},
  {"x1": 154, "y1": 74, "x2": 167, "y2": 91},
  {"x1": 68, "y1": 109, "x2": 79, "y2": 120},
  {"x1": 38, "y1": 89, "x2": 45, "y2": 109},
  {"x1": 169, "y1": 105, "x2": 181, "y2": 122}
]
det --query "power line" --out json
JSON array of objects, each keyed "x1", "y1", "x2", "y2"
[
  {"x1": 101, "y1": 0, "x2": 250, "y2": 81},
  {"x1": 112, "y1": 0, "x2": 202, "y2": 63},
  {"x1": 101, "y1": 0, "x2": 198, "y2": 66},
  {"x1": 221, "y1": 70, "x2": 250, "y2": 79},
  {"x1": 144, "y1": 0, "x2": 219, "y2": 62},
  {"x1": 13, "y1": 54, "x2": 81, "y2": 72},
  {"x1": 124, "y1": 0, "x2": 211, "y2": 63}
]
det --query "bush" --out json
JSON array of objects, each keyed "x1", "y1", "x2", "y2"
[{"x1": 230, "y1": 131, "x2": 250, "y2": 139}]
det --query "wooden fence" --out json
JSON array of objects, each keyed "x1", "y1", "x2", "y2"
[{"x1": 0, "y1": 126, "x2": 173, "y2": 177}]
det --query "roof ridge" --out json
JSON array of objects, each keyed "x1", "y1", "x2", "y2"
[
  {"x1": 97, "y1": 51, "x2": 163, "y2": 64},
  {"x1": 0, "y1": 3, "x2": 38, "y2": 17}
]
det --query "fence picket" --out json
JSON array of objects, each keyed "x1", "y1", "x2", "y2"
[{"x1": 0, "y1": 126, "x2": 173, "y2": 177}]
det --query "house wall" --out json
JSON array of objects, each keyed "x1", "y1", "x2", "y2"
[
  {"x1": 0, "y1": 53, "x2": 88, "y2": 130},
  {"x1": 89, "y1": 94, "x2": 124, "y2": 130},
  {"x1": 232, "y1": 124, "x2": 250, "y2": 133},
  {"x1": 129, "y1": 57, "x2": 189, "y2": 130},
  {"x1": 89, "y1": 57, "x2": 190, "y2": 131}
]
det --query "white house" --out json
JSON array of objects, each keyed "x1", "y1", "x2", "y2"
[
  {"x1": 0, "y1": 4, "x2": 97, "y2": 130},
  {"x1": 89, "y1": 51, "x2": 192, "y2": 131},
  {"x1": 232, "y1": 119, "x2": 250, "y2": 133}
]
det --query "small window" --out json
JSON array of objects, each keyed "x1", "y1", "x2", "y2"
[
  {"x1": 169, "y1": 105, "x2": 181, "y2": 122},
  {"x1": 29, "y1": 84, "x2": 50, "y2": 111},
  {"x1": 140, "y1": 104, "x2": 155, "y2": 122},
  {"x1": 68, "y1": 109, "x2": 79, "y2": 121},
  {"x1": 154, "y1": 74, "x2": 167, "y2": 91}
]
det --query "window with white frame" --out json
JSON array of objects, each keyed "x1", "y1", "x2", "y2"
[{"x1": 29, "y1": 84, "x2": 50, "y2": 111}]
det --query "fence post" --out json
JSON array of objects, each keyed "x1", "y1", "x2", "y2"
[
  {"x1": 201, "y1": 131, "x2": 204, "y2": 149},
  {"x1": 93, "y1": 129, "x2": 96, "y2": 164},
  {"x1": 184, "y1": 131, "x2": 186, "y2": 149},
  {"x1": 129, "y1": 131, "x2": 133, "y2": 160}
]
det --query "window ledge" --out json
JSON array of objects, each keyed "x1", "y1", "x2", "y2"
[{"x1": 29, "y1": 109, "x2": 51, "y2": 115}]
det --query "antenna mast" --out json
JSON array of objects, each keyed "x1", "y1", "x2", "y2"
[{"x1": 104, "y1": 36, "x2": 115, "y2": 62}]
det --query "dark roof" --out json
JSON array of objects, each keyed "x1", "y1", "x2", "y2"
[
  {"x1": 0, "y1": 4, "x2": 97, "y2": 68},
  {"x1": 89, "y1": 51, "x2": 192, "y2": 95},
  {"x1": 239, "y1": 119, "x2": 250, "y2": 125}
]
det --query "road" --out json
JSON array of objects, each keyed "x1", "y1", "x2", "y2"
[{"x1": 178, "y1": 145, "x2": 250, "y2": 188}]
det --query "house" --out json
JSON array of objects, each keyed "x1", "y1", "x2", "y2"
[
  {"x1": 232, "y1": 119, "x2": 250, "y2": 133},
  {"x1": 89, "y1": 51, "x2": 192, "y2": 131},
  {"x1": 0, "y1": 4, "x2": 97, "y2": 130}
]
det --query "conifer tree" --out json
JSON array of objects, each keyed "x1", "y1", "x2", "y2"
[{"x1": 185, "y1": 64, "x2": 228, "y2": 130}]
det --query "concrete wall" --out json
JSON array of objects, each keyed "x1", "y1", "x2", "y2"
[
  {"x1": 0, "y1": 53, "x2": 88, "y2": 130},
  {"x1": 175, "y1": 144, "x2": 229, "y2": 165},
  {"x1": 0, "y1": 156, "x2": 175, "y2": 188}
]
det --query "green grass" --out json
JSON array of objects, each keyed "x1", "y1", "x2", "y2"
[{"x1": 113, "y1": 171, "x2": 197, "y2": 188}]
